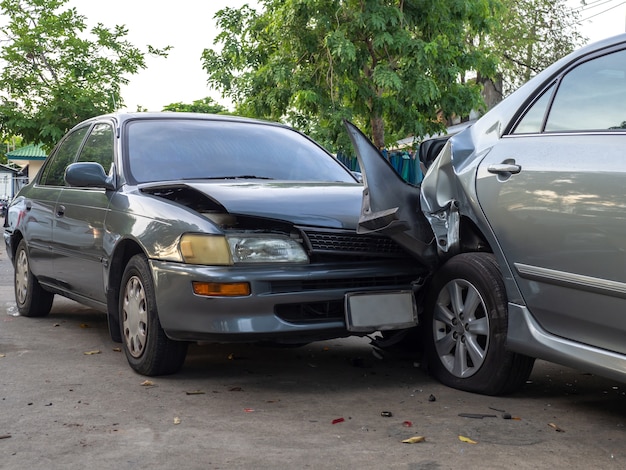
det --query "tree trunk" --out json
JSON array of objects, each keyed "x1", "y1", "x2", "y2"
[{"x1": 371, "y1": 114, "x2": 385, "y2": 149}]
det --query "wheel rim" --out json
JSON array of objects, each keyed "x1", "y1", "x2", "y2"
[
  {"x1": 432, "y1": 279, "x2": 490, "y2": 378},
  {"x1": 15, "y1": 248, "x2": 29, "y2": 305},
  {"x1": 122, "y1": 275, "x2": 148, "y2": 359}
]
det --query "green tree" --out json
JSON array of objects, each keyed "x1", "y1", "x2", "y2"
[
  {"x1": 0, "y1": 0, "x2": 170, "y2": 148},
  {"x1": 162, "y1": 97, "x2": 228, "y2": 114},
  {"x1": 487, "y1": 0, "x2": 585, "y2": 97},
  {"x1": 202, "y1": 0, "x2": 500, "y2": 150}
]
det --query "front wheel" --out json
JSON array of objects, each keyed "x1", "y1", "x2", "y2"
[
  {"x1": 423, "y1": 253, "x2": 534, "y2": 395},
  {"x1": 119, "y1": 254, "x2": 188, "y2": 376},
  {"x1": 14, "y1": 239, "x2": 54, "y2": 317}
]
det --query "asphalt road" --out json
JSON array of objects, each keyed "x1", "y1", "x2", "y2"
[{"x1": 1, "y1": 246, "x2": 625, "y2": 469}]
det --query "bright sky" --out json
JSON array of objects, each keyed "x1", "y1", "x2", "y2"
[
  {"x1": 67, "y1": 0, "x2": 261, "y2": 112},
  {"x1": 67, "y1": 0, "x2": 626, "y2": 112}
]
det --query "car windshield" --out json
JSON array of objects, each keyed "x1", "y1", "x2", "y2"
[{"x1": 126, "y1": 119, "x2": 356, "y2": 184}]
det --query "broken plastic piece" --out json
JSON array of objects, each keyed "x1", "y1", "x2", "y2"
[
  {"x1": 402, "y1": 421, "x2": 412, "y2": 427},
  {"x1": 332, "y1": 418, "x2": 345, "y2": 424},
  {"x1": 428, "y1": 394, "x2": 436, "y2": 402},
  {"x1": 402, "y1": 436, "x2": 425, "y2": 444},
  {"x1": 381, "y1": 411, "x2": 393, "y2": 417}
]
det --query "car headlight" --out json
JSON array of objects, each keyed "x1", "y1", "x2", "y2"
[
  {"x1": 179, "y1": 233, "x2": 309, "y2": 265},
  {"x1": 227, "y1": 235, "x2": 308, "y2": 264}
]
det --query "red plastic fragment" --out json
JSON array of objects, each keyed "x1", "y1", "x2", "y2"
[
  {"x1": 402, "y1": 421, "x2": 413, "y2": 427},
  {"x1": 332, "y1": 417, "x2": 345, "y2": 424}
]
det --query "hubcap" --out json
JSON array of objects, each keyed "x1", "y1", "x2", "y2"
[
  {"x1": 122, "y1": 275, "x2": 148, "y2": 358},
  {"x1": 433, "y1": 279, "x2": 489, "y2": 378},
  {"x1": 15, "y1": 248, "x2": 29, "y2": 305}
]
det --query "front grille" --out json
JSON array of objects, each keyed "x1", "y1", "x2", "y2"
[
  {"x1": 298, "y1": 226, "x2": 406, "y2": 257},
  {"x1": 270, "y1": 274, "x2": 417, "y2": 294}
]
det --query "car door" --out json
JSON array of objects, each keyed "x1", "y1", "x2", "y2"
[
  {"x1": 476, "y1": 47, "x2": 626, "y2": 355},
  {"x1": 20, "y1": 126, "x2": 89, "y2": 285},
  {"x1": 53, "y1": 122, "x2": 115, "y2": 304}
]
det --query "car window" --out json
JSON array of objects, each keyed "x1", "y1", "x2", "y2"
[
  {"x1": 512, "y1": 49, "x2": 626, "y2": 134},
  {"x1": 39, "y1": 126, "x2": 89, "y2": 186},
  {"x1": 125, "y1": 119, "x2": 356, "y2": 184},
  {"x1": 511, "y1": 83, "x2": 555, "y2": 134},
  {"x1": 545, "y1": 49, "x2": 626, "y2": 132},
  {"x1": 77, "y1": 123, "x2": 114, "y2": 174}
]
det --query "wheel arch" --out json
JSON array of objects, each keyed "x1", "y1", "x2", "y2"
[{"x1": 106, "y1": 238, "x2": 148, "y2": 342}]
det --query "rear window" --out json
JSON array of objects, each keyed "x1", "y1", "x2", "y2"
[{"x1": 125, "y1": 119, "x2": 355, "y2": 184}]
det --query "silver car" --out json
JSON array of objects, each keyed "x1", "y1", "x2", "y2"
[
  {"x1": 349, "y1": 33, "x2": 626, "y2": 395},
  {"x1": 4, "y1": 113, "x2": 424, "y2": 376}
]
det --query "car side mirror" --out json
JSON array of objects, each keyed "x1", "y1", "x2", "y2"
[{"x1": 65, "y1": 162, "x2": 116, "y2": 190}]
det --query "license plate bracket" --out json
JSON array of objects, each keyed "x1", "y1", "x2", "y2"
[{"x1": 345, "y1": 290, "x2": 417, "y2": 332}]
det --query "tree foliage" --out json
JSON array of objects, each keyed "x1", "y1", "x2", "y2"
[
  {"x1": 487, "y1": 0, "x2": 585, "y2": 96},
  {"x1": 162, "y1": 97, "x2": 228, "y2": 114},
  {"x1": 202, "y1": 0, "x2": 500, "y2": 150},
  {"x1": 0, "y1": 0, "x2": 170, "y2": 148}
]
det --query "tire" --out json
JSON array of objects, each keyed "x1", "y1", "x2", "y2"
[
  {"x1": 422, "y1": 252, "x2": 535, "y2": 395},
  {"x1": 119, "y1": 254, "x2": 188, "y2": 376},
  {"x1": 14, "y1": 239, "x2": 54, "y2": 317}
]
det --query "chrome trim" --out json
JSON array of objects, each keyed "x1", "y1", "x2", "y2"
[{"x1": 515, "y1": 263, "x2": 626, "y2": 298}]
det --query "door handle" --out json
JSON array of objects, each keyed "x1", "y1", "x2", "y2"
[
  {"x1": 487, "y1": 163, "x2": 521, "y2": 175},
  {"x1": 56, "y1": 205, "x2": 65, "y2": 217},
  {"x1": 25, "y1": 201, "x2": 32, "y2": 211}
]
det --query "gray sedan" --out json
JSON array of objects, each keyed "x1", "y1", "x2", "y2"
[
  {"x1": 349, "y1": 33, "x2": 626, "y2": 395},
  {"x1": 4, "y1": 113, "x2": 423, "y2": 376}
]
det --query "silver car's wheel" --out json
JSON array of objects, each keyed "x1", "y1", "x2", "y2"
[
  {"x1": 433, "y1": 278, "x2": 489, "y2": 378},
  {"x1": 122, "y1": 275, "x2": 148, "y2": 358},
  {"x1": 14, "y1": 239, "x2": 54, "y2": 317},
  {"x1": 119, "y1": 254, "x2": 188, "y2": 376},
  {"x1": 423, "y1": 253, "x2": 535, "y2": 395}
]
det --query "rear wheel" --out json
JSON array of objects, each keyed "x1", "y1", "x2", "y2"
[
  {"x1": 120, "y1": 254, "x2": 188, "y2": 376},
  {"x1": 423, "y1": 252, "x2": 534, "y2": 395},
  {"x1": 14, "y1": 239, "x2": 54, "y2": 317}
]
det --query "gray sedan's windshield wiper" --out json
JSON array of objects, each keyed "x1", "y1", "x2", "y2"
[{"x1": 196, "y1": 175, "x2": 274, "y2": 180}]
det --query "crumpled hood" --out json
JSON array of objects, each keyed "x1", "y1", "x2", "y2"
[{"x1": 183, "y1": 180, "x2": 364, "y2": 229}]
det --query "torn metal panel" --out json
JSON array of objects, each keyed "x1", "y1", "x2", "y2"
[{"x1": 343, "y1": 120, "x2": 437, "y2": 268}]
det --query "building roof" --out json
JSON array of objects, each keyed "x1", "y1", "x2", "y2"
[{"x1": 6, "y1": 144, "x2": 47, "y2": 161}]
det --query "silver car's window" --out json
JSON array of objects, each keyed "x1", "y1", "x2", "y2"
[
  {"x1": 39, "y1": 126, "x2": 89, "y2": 186},
  {"x1": 545, "y1": 49, "x2": 626, "y2": 132},
  {"x1": 77, "y1": 123, "x2": 114, "y2": 174},
  {"x1": 126, "y1": 120, "x2": 355, "y2": 184},
  {"x1": 512, "y1": 83, "x2": 555, "y2": 134}
]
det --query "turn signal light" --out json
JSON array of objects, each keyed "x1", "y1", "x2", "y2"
[{"x1": 192, "y1": 281, "x2": 251, "y2": 297}]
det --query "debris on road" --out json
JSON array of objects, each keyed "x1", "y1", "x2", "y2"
[
  {"x1": 548, "y1": 422, "x2": 565, "y2": 432},
  {"x1": 331, "y1": 417, "x2": 345, "y2": 424},
  {"x1": 83, "y1": 350, "x2": 101, "y2": 355},
  {"x1": 402, "y1": 436, "x2": 426, "y2": 444},
  {"x1": 458, "y1": 413, "x2": 497, "y2": 419},
  {"x1": 140, "y1": 380, "x2": 155, "y2": 387},
  {"x1": 380, "y1": 411, "x2": 393, "y2": 417},
  {"x1": 459, "y1": 435, "x2": 478, "y2": 444}
]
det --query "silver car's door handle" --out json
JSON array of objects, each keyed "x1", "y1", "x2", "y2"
[
  {"x1": 56, "y1": 205, "x2": 66, "y2": 217},
  {"x1": 487, "y1": 163, "x2": 521, "y2": 175}
]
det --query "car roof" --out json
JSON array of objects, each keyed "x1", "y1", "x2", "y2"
[{"x1": 75, "y1": 112, "x2": 291, "y2": 130}]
